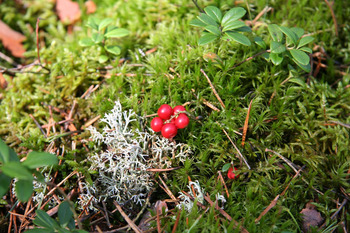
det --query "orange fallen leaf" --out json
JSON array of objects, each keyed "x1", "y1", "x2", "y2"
[
  {"x1": 0, "y1": 73, "x2": 8, "y2": 89},
  {"x1": 85, "y1": 0, "x2": 97, "y2": 14},
  {"x1": 56, "y1": 0, "x2": 81, "y2": 24},
  {"x1": 0, "y1": 20, "x2": 26, "y2": 57}
]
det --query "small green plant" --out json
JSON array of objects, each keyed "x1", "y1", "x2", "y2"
[
  {"x1": 26, "y1": 201, "x2": 87, "y2": 233},
  {"x1": 191, "y1": 6, "x2": 314, "y2": 71},
  {"x1": 0, "y1": 139, "x2": 58, "y2": 202},
  {"x1": 79, "y1": 17, "x2": 129, "y2": 63},
  {"x1": 190, "y1": 6, "x2": 251, "y2": 46}
]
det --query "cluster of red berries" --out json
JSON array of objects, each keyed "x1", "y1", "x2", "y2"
[{"x1": 151, "y1": 104, "x2": 190, "y2": 138}]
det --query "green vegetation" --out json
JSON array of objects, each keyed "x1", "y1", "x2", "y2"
[{"x1": 0, "y1": 0, "x2": 349, "y2": 232}]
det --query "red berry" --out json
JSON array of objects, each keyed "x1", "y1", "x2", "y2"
[
  {"x1": 161, "y1": 123, "x2": 178, "y2": 138},
  {"x1": 151, "y1": 117, "x2": 163, "y2": 132},
  {"x1": 227, "y1": 167, "x2": 239, "y2": 180},
  {"x1": 157, "y1": 104, "x2": 173, "y2": 120},
  {"x1": 173, "y1": 105, "x2": 186, "y2": 115},
  {"x1": 175, "y1": 113, "x2": 189, "y2": 129}
]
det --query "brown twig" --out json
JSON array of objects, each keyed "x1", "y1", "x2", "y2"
[
  {"x1": 324, "y1": 0, "x2": 338, "y2": 36},
  {"x1": 192, "y1": 0, "x2": 204, "y2": 12},
  {"x1": 158, "y1": 176, "x2": 177, "y2": 201},
  {"x1": 81, "y1": 115, "x2": 101, "y2": 129},
  {"x1": 146, "y1": 167, "x2": 181, "y2": 172},
  {"x1": 200, "y1": 69, "x2": 226, "y2": 109},
  {"x1": 242, "y1": 99, "x2": 253, "y2": 146},
  {"x1": 156, "y1": 203, "x2": 161, "y2": 233},
  {"x1": 188, "y1": 176, "x2": 197, "y2": 198},
  {"x1": 113, "y1": 202, "x2": 143, "y2": 233}
]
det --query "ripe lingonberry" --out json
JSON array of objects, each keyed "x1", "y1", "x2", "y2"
[
  {"x1": 157, "y1": 104, "x2": 173, "y2": 120},
  {"x1": 150, "y1": 117, "x2": 163, "y2": 132},
  {"x1": 173, "y1": 105, "x2": 186, "y2": 115},
  {"x1": 161, "y1": 123, "x2": 178, "y2": 138},
  {"x1": 227, "y1": 167, "x2": 239, "y2": 180},
  {"x1": 175, "y1": 113, "x2": 189, "y2": 129}
]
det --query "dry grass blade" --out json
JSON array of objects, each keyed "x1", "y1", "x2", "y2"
[
  {"x1": 114, "y1": 202, "x2": 143, "y2": 233},
  {"x1": 82, "y1": 115, "x2": 101, "y2": 129},
  {"x1": 200, "y1": 69, "x2": 225, "y2": 109},
  {"x1": 265, "y1": 148, "x2": 299, "y2": 173},
  {"x1": 146, "y1": 167, "x2": 181, "y2": 172},
  {"x1": 29, "y1": 114, "x2": 47, "y2": 138},
  {"x1": 242, "y1": 99, "x2": 253, "y2": 146},
  {"x1": 158, "y1": 176, "x2": 177, "y2": 201},
  {"x1": 324, "y1": 0, "x2": 338, "y2": 36}
]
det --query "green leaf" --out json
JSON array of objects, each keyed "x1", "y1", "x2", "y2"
[
  {"x1": 270, "y1": 53, "x2": 284, "y2": 65},
  {"x1": 67, "y1": 217, "x2": 75, "y2": 230},
  {"x1": 98, "y1": 55, "x2": 109, "y2": 63},
  {"x1": 235, "y1": 26, "x2": 251, "y2": 32},
  {"x1": 34, "y1": 209, "x2": 60, "y2": 229},
  {"x1": 22, "y1": 152, "x2": 58, "y2": 169},
  {"x1": 33, "y1": 170, "x2": 45, "y2": 183},
  {"x1": 58, "y1": 201, "x2": 73, "y2": 228},
  {"x1": 270, "y1": 41, "x2": 286, "y2": 54},
  {"x1": 222, "y1": 20, "x2": 246, "y2": 32},
  {"x1": 104, "y1": 45, "x2": 121, "y2": 55},
  {"x1": 289, "y1": 77, "x2": 307, "y2": 88},
  {"x1": 104, "y1": 28, "x2": 129, "y2": 38},
  {"x1": 0, "y1": 173, "x2": 11, "y2": 197},
  {"x1": 25, "y1": 229, "x2": 52, "y2": 233},
  {"x1": 86, "y1": 17, "x2": 99, "y2": 31},
  {"x1": 225, "y1": 31, "x2": 251, "y2": 46},
  {"x1": 204, "y1": 6, "x2": 222, "y2": 23},
  {"x1": 91, "y1": 33, "x2": 104, "y2": 43},
  {"x1": 15, "y1": 179, "x2": 33, "y2": 202},
  {"x1": 261, "y1": 52, "x2": 270, "y2": 60},
  {"x1": 190, "y1": 18, "x2": 207, "y2": 27},
  {"x1": 290, "y1": 27, "x2": 304, "y2": 39},
  {"x1": 290, "y1": 49, "x2": 310, "y2": 65},
  {"x1": 254, "y1": 36, "x2": 266, "y2": 49},
  {"x1": 298, "y1": 47, "x2": 312, "y2": 53},
  {"x1": 72, "y1": 230, "x2": 89, "y2": 233},
  {"x1": 298, "y1": 36, "x2": 314, "y2": 48},
  {"x1": 1, "y1": 162, "x2": 33, "y2": 180},
  {"x1": 221, "y1": 7, "x2": 246, "y2": 26},
  {"x1": 222, "y1": 163, "x2": 231, "y2": 172},
  {"x1": 0, "y1": 139, "x2": 19, "y2": 164},
  {"x1": 204, "y1": 25, "x2": 221, "y2": 36},
  {"x1": 98, "y1": 18, "x2": 113, "y2": 31},
  {"x1": 292, "y1": 59, "x2": 311, "y2": 72},
  {"x1": 58, "y1": 228, "x2": 71, "y2": 233},
  {"x1": 198, "y1": 34, "x2": 218, "y2": 45},
  {"x1": 79, "y1": 38, "x2": 94, "y2": 47},
  {"x1": 197, "y1": 13, "x2": 217, "y2": 26},
  {"x1": 279, "y1": 26, "x2": 298, "y2": 45},
  {"x1": 268, "y1": 24, "x2": 283, "y2": 42}
]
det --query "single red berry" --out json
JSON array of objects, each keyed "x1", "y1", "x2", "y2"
[
  {"x1": 227, "y1": 167, "x2": 239, "y2": 180},
  {"x1": 161, "y1": 123, "x2": 178, "y2": 138},
  {"x1": 151, "y1": 117, "x2": 163, "y2": 132},
  {"x1": 175, "y1": 113, "x2": 189, "y2": 129},
  {"x1": 157, "y1": 104, "x2": 173, "y2": 120},
  {"x1": 173, "y1": 105, "x2": 186, "y2": 115}
]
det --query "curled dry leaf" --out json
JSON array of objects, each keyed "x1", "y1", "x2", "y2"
[
  {"x1": 84, "y1": 0, "x2": 97, "y2": 14},
  {"x1": 300, "y1": 202, "x2": 324, "y2": 232},
  {"x1": 56, "y1": 0, "x2": 81, "y2": 24},
  {"x1": 0, "y1": 20, "x2": 26, "y2": 57}
]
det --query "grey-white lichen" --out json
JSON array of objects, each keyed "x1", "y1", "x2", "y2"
[{"x1": 80, "y1": 101, "x2": 191, "y2": 209}]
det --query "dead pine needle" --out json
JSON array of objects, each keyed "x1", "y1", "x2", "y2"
[
  {"x1": 255, "y1": 195, "x2": 280, "y2": 223},
  {"x1": 242, "y1": 99, "x2": 253, "y2": 147},
  {"x1": 200, "y1": 69, "x2": 226, "y2": 109},
  {"x1": 114, "y1": 202, "x2": 143, "y2": 233},
  {"x1": 217, "y1": 171, "x2": 230, "y2": 198},
  {"x1": 188, "y1": 176, "x2": 197, "y2": 198},
  {"x1": 171, "y1": 209, "x2": 182, "y2": 233},
  {"x1": 217, "y1": 122, "x2": 251, "y2": 170}
]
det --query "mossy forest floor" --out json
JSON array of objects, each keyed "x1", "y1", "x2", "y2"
[{"x1": 0, "y1": 0, "x2": 350, "y2": 232}]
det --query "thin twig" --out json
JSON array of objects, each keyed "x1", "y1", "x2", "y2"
[
  {"x1": 265, "y1": 148, "x2": 299, "y2": 173},
  {"x1": 146, "y1": 167, "x2": 181, "y2": 172},
  {"x1": 171, "y1": 209, "x2": 182, "y2": 233},
  {"x1": 36, "y1": 18, "x2": 42, "y2": 65},
  {"x1": 217, "y1": 171, "x2": 230, "y2": 198},
  {"x1": 231, "y1": 50, "x2": 270, "y2": 69},
  {"x1": 188, "y1": 176, "x2": 197, "y2": 198},
  {"x1": 192, "y1": 0, "x2": 204, "y2": 12},
  {"x1": 29, "y1": 114, "x2": 47, "y2": 138},
  {"x1": 218, "y1": 122, "x2": 251, "y2": 169},
  {"x1": 113, "y1": 202, "x2": 143, "y2": 233},
  {"x1": 200, "y1": 69, "x2": 226, "y2": 109}
]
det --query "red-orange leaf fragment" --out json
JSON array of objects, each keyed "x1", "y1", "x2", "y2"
[
  {"x1": 85, "y1": 0, "x2": 97, "y2": 14},
  {"x1": 56, "y1": 0, "x2": 81, "y2": 24},
  {"x1": 0, "y1": 20, "x2": 26, "y2": 58}
]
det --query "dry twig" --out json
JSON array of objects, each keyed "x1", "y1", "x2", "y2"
[
  {"x1": 200, "y1": 69, "x2": 226, "y2": 109},
  {"x1": 242, "y1": 99, "x2": 253, "y2": 146},
  {"x1": 113, "y1": 202, "x2": 143, "y2": 233}
]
